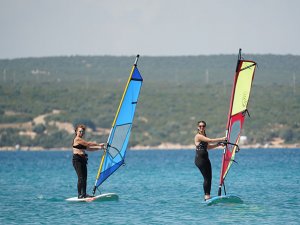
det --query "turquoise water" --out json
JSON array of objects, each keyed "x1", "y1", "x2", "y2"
[{"x1": 0, "y1": 149, "x2": 299, "y2": 224}]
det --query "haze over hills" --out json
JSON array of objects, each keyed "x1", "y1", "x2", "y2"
[{"x1": 0, "y1": 55, "x2": 299, "y2": 149}]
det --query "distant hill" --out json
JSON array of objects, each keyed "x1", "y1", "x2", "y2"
[{"x1": 0, "y1": 55, "x2": 299, "y2": 148}]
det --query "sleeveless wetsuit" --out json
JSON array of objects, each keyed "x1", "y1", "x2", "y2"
[
  {"x1": 195, "y1": 141, "x2": 212, "y2": 196},
  {"x1": 72, "y1": 143, "x2": 88, "y2": 198}
]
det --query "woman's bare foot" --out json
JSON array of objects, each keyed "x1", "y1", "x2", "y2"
[{"x1": 204, "y1": 195, "x2": 211, "y2": 201}]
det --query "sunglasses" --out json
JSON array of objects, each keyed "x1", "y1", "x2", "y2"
[
  {"x1": 198, "y1": 125, "x2": 206, "y2": 128},
  {"x1": 78, "y1": 130, "x2": 85, "y2": 134}
]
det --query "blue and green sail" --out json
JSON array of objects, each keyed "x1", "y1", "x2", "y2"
[{"x1": 93, "y1": 55, "x2": 143, "y2": 194}]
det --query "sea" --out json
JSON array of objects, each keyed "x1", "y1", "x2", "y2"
[{"x1": 0, "y1": 148, "x2": 299, "y2": 225}]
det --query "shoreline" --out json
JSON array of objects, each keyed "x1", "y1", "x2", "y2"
[{"x1": 0, "y1": 143, "x2": 299, "y2": 151}]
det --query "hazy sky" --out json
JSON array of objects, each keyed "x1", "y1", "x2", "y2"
[{"x1": 0, "y1": 0, "x2": 299, "y2": 59}]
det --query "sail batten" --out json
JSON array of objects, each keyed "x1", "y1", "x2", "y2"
[
  {"x1": 93, "y1": 55, "x2": 143, "y2": 194},
  {"x1": 218, "y1": 50, "x2": 256, "y2": 196}
]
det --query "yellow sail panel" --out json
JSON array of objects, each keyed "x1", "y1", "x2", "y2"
[{"x1": 231, "y1": 62, "x2": 256, "y2": 115}]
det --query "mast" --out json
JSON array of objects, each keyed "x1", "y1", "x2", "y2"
[{"x1": 134, "y1": 54, "x2": 140, "y2": 66}]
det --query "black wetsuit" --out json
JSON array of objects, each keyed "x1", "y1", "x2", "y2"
[
  {"x1": 72, "y1": 144, "x2": 88, "y2": 198},
  {"x1": 194, "y1": 141, "x2": 212, "y2": 196}
]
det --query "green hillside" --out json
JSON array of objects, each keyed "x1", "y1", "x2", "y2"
[{"x1": 0, "y1": 55, "x2": 299, "y2": 148}]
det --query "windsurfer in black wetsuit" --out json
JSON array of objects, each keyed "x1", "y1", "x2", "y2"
[
  {"x1": 72, "y1": 124, "x2": 106, "y2": 198},
  {"x1": 194, "y1": 121, "x2": 226, "y2": 201}
]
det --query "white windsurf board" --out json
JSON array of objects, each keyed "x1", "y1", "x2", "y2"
[{"x1": 66, "y1": 193, "x2": 118, "y2": 202}]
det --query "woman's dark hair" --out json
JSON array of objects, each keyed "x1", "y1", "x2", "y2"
[{"x1": 197, "y1": 121, "x2": 206, "y2": 127}]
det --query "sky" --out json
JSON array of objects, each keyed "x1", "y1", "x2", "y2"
[{"x1": 0, "y1": 0, "x2": 299, "y2": 59}]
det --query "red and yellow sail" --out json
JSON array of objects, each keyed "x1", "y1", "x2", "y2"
[{"x1": 218, "y1": 49, "x2": 256, "y2": 196}]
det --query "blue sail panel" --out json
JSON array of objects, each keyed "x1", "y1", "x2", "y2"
[
  {"x1": 116, "y1": 80, "x2": 142, "y2": 125},
  {"x1": 132, "y1": 67, "x2": 143, "y2": 81},
  {"x1": 94, "y1": 65, "x2": 143, "y2": 190},
  {"x1": 96, "y1": 160, "x2": 124, "y2": 187}
]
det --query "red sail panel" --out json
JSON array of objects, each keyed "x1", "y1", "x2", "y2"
[{"x1": 220, "y1": 112, "x2": 245, "y2": 183}]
